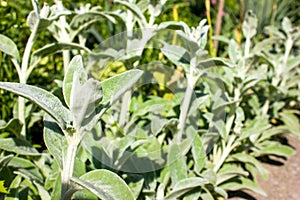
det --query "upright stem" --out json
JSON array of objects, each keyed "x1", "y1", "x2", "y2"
[
  {"x1": 177, "y1": 75, "x2": 197, "y2": 143},
  {"x1": 119, "y1": 90, "x2": 131, "y2": 127},
  {"x1": 56, "y1": 0, "x2": 70, "y2": 74},
  {"x1": 61, "y1": 141, "x2": 78, "y2": 199},
  {"x1": 18, "y1": 15, "x2": 39, "y2": 138},
  {"x1": 244, "y1": 36, "x2": 251, "y2": 58}
]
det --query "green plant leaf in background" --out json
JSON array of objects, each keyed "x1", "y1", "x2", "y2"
[
  {"x1": 0, "y1": 34, "x2": 20, "y2": 62},
  {"x1": 100, "y1": 69, "x2": 144, "y2": 106},
  {"x1": 0, "y1": 180, "x2": 9, "y2": 194},
  {"x1": 165, "y1": 177, "x2": 208, "y2": 200},
  {"x1": 0, "y1": 138, "x2": 39, "y2": 156},
  {"x1": 72, "y1": 169, "x2": 135, "y2": 200}
]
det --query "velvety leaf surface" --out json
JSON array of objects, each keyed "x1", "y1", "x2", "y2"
[
  {"x1": 0, "y1": 82, "x2": 70, "y2": 130},
  {"x1": 72, "y1": 169, "x2": 135, "y2": 200}
]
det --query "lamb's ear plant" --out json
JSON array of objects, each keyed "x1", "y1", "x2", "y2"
[
  {"x1": 0, "y1": 0, "x2": 90, "y2": 138},
  {"x1": 0, "y1": 55, "x2": 143, "y2": 199}
]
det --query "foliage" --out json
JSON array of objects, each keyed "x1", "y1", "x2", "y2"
[{"x1": 0, "y1": 0, "x2": 299, "y2": 200}]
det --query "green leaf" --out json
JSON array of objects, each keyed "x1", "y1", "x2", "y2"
[
  {"x1": 231, "y1": 153, "x2": 268, "y2": 180},
  {"x1": 258, "y1": 143, "x2": 295, "y2": 157},
  {"x1": 220, "y1": 177, "x2": 266, "y2": 196},
  {"x1": 242, "y1": 10, "x2": 258, "y2": 39},
  {"x1": 101, "y1": 69, "x2": 143, "y2": 106},
  {"x1": 165, "y1": 177, "x2": 208, "y2": 200},
  {"x1": 0, "y1": 34, "x2": 20, "y2": 62},
  {"x1": 0, "y1": 155, "x2": 13, "y2": 172},
  {"x1": 0, "y1": 118, "x2": 22, "y2": 137},
  {"x1": 8, "y1": 157, "x2": 44, "y2": 182},
  {"x1": 70, "y1": 77, "x2": 102, "y2": 130},
  {"x1": 34, "y1": 181, "x2": 51, "y2": 200},
  {"x1": 30, "y1": 43, "x2": 90, "y2": 67},
  {"x1": 216, "y1": 164, "x2": 249, "y2": 185},
  {"x1": 187, "y1": 127, "x2": 206, "y2": 173},
  {"x1": 43, "y1": 114, "x2": 66, "y2": 168},
  {"x1": 70, "y1": 11, "x2": 116, "y2": 40},
  {"x1": 0, "y1": 82, "x2": 70, "y2": 130},
  {"x1": 6, "y1": 175, "x2": 22, "y2": 199},
  {"x1": 26, "y1": 11, "x2": 52, "y2": 33},
  {"x1": 0, "y1": 138, "x2": 39, "y2": 156},
  {"x1": 282, "y1": 17, "x2": 292, "y2": 34},
  {"x1": 114, "y1": 0, "x2": 147, "y2": 27},
  {"x1": 0, "y1": 180, "x2": 9, "y2": 194},
  {"x1": 280, "y1": 110, "x2": 300, "y2": 138},
  {"x1": 168, "y1": 140, "x2": 192, "y2": 184},
  {"x1": 63, "y1": 55, "x2": 88, "y2": 108},
  {"x1": 72, "y1": 169, "x2": 135, "y2": 200},
  {"x1": 228, "y1": 39, "x2": 242, "y2": 63},
  {"x1": 160, "y1": 41, "x2": 190, "y2": 71}
]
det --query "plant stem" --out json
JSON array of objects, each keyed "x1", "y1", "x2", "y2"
[
  {"x1": 56, "y1": 0, "x2": 70, "y2": 74},
  {"x1": 119, "y1": 90, "x2": 131, "y2": 127},
  {"x1": 177, "y1": 75, "x2": 197, "y2": 143},
  {"x1": 244, "y1": 36, "x2": 251, "y2": 58},
  {"x1": 61, "y1": 142, "x2": 78, "y2": 200},
  {"x1": 213, "y1": 134, "x2": 236, "y2": 172},
  {"x1": 18, "y1": 13, "x2": 39, "y2": 138}
]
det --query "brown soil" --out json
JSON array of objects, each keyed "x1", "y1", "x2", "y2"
[{"x1": 228, "y1": 135, "x2": 300, "y2": 200}]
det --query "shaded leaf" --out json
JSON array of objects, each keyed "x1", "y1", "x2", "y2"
[
  {"x1": 220, "y1": 177, "x2": 266, "y2": 196},
  {"x1": 165, "y1": 177, "x2": 208, "y2": 200},
  {"x1": 43, "y1": 114, "x2": 66, "y2": 168},
  {"x1": 30, "y1": 43, "x2": 90, "y2": 67},
  {"x1": 0, "y1": 138, "x2": 39, "y2": 156},
  {"x1": 0, "y1": 118, "x2": 22, "y2": 138}
]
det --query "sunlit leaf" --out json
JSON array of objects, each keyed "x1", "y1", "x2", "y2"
[{"x1": 72, "y1": 169, "x2": 135, "y2": 200}]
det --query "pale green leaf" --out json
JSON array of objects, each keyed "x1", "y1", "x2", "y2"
[
  {"x1": 0, "y1": 138, "x2": 39, "y2": 156},
  {"x1": 231, "y1": 153, "x2": 268, "y2": 180},
  {"x1": 30, "y1": 43, "x2": 90, "y2": 67},
  {"x1": 0, "y1": 82, "x2": 70, "y2": 130},
  {"x1": 220, "y1": 177, "x2": 266, "y2": 196},
  {"x1": 72, "y1": 169, "x2": 135, "y2": 200},
  {"x1": 242, "y1": 10, "x2": 258, "y2": 39},
  {"x1": 6, "y1": 175, "x2": 22, "y2": 199},
  {"x1": 168, "y1": 140, "x2": 191, "y2": 184},
  {"x1": 63, "y1": 55, "x2": 88, "y2": 108},
  {"x1": 43, "y1": 114, "x2": 66, "y2": 168},
  {"x1": 101, "y1": 69, "x2": 143, "y2": 106},
  {"x1": 187, "y1": 127, "x2": 206, "y2": 173},
  {"x1": 165, "y1": 177, "x2": 208, "y2": 200},
  {"x1": 70, "y1": 11, "x2": 116, "y2": 40},
  {"x1": 0, "y1": 34, "x2": 20, "y2": 62},
  {"x1": 8, "y1": 157, "x2": 43, "y2": 182},
  {"x1": 34, "y1": 181, "x2": 51, "y2": 200}
]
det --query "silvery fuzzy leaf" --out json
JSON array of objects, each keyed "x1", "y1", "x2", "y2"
[{"x1": 242, "y1": 10, "x2": 258, "y2": 39}]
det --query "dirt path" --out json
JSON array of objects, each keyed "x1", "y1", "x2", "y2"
[{"x1": 228, "y1": 135, "x2": 300, "y2": 200}]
